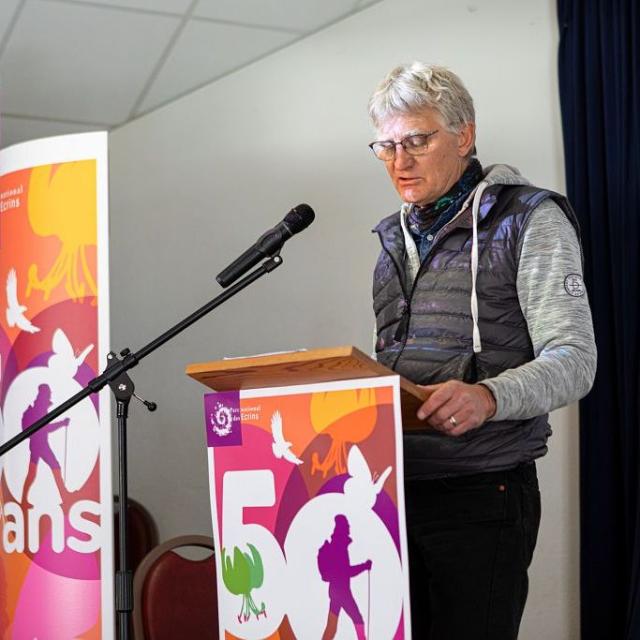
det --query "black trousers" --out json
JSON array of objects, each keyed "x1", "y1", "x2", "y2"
[{"x1": 405, "y1": 463, "x2": 541, "y2": 640}]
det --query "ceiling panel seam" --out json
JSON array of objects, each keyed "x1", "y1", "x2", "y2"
[
  {"x1": 116, "y1": 1, "x2": 380, "y2": 129},
  {"x1": 191, "y1": 15, "x2": 304, "y2": 36},
  {"x1": 36, "y1": 0, "x2": 306, "y2": 34},
  {"x1": 127, "y1": 0, "x2": 198, "y2": 120},
  {"x1": 0, "y1": 0, "x2": 27, "y2": 60},
  {"x1": 39, "y1": 0, "x2": 185, "y2": 19},
  {"x1": 355, "y1": 0, "x2": 381, "y2": 9},
  {"x1": 124, "y1": 30, "x2": 306, "y2": 125},
  {"x1": 2, "y1": 111, "x2": 111, "y2": 127}
]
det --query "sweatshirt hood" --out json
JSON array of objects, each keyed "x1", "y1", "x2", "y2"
[{"x1": 482, "y1": 163, "x2": 531, "y2": 188}]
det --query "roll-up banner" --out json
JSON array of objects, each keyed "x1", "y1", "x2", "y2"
[
  {"x1": 0, "y1": 133, "x2": 112, "y2": 639},
  {"x1": 204, "y1": 376, "x2": 412, "y2": 639}
]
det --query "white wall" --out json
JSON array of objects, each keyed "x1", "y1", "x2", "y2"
[{"x1": 109, "y1": 0, "x2": 578, "y2": 637}]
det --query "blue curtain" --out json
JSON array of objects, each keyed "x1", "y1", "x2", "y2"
[{"x1": 557, "y1": 1, "x2": 640, "y2": 638}]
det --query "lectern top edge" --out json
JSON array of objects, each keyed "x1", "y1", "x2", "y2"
[
  {"x1": 185, "y1": 344, "x2": 428, "y2": 430},
  {"x1": 185, "y1": 345, "x2": 365, "y2": 375}
]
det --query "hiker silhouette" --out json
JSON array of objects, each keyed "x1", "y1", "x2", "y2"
[
  {"x1": 317, "y1": 514, "x2": 372, "y2": 640},
  {"x1": 21, "y1": 383, "x2": 69, "y2": 503}
]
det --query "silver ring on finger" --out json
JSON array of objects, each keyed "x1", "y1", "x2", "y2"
[{"x1": 449, "y1": 415, "x2": 458, "y2": 427}]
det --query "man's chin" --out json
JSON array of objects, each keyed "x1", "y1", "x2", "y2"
[
  {"x1": 404, "y1": 195, "x2": 430, "y2": 207},
  {"x1": 399, "y1": 188, "x2": 429, "y2": 206}
]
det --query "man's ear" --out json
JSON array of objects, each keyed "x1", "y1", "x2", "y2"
[{"x1": 458, "y1": 122, "x2": 476, "y2": 157}]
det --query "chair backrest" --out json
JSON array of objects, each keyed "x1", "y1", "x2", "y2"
[
  {"x1": 114, "y1": 495, "x2": 159, "y2": 574},
  {"x1": 133, "y1": 535, "x2": 218, "y2": 640}
]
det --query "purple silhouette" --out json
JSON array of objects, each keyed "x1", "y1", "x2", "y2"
[
  {"x1": 22, "y1": 384, "x2": 70, "y2": 501},
  {"x1": 317, "y1": 514, "x2": 372, "y2": 640}
]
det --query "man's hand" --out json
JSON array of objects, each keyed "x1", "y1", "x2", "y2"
[{"x1": 417, "y1": 381, "x2": 496, "y2": 437}]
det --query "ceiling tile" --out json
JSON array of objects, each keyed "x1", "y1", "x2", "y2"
[
  {"x1": 0, "y1": 0, "x2": 21, "y2": 43},
  {"x1": 0, "y1": 0, "x2": 179, "y2": 124},
  {"x1": 137, "y1": 19, "x2": 295, "y2": 114},
  {"x1": 69, "y1": 0, "x2": 193, "y2": 14},
  {"x1": 1, "y1": 116, "x2": 103, "y2": 150},
  {"x1": 194, "y1": 0, "x2": 356, "y2": 32}
]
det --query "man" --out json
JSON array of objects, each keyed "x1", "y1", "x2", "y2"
[{"x1": 368, "y1": 62, "x2": 596, "y2": 639}]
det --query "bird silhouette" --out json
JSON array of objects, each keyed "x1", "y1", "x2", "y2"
[
  {"x1": 6, "y1": 269, "x2": 40, "y2": 333},
  {"x1": 271, "y1": 410, "x2": 303, "y2": 465}
]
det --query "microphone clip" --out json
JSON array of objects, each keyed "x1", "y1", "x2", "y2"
[{"x1": 262, "y1": 254, "x2": 283, "y2": 273}]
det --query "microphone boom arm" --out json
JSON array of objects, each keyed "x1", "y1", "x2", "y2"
[{"x1": 0, "y1": 253, "x2": 283, "y2": 456}]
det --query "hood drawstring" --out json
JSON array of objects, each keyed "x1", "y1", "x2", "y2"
[{"x1": 470, "y1": 180, "x2": 489, "y2": 354}]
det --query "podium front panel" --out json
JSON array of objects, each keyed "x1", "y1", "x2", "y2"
[{"x1": 203, "y1": 375, "x2": 411, "y2": 639}]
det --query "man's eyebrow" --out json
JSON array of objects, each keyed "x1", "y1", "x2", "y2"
[
  {"x1": 402, "y1": 129, "x2": 425, "y2": 137},
  {"x1": 387, "y1": 128, "x2": 428, "y2": 140},
  {"x1": 375, "y1": 128, "x2": 426, "y2": 141}
]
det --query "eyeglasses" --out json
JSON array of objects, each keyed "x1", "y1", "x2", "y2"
[{"x1": 368, "y1": 130, "x2": 439, "y2": 161}]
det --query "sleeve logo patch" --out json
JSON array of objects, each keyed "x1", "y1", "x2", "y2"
[{"x1": 564, "y1": 274, "x2": 585, "y2": 297}]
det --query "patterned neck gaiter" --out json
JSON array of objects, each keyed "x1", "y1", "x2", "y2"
[
  {"x1": 406, "y1": 158, "x2": 484, "y2": 262},
  {"x1": 408, "y1": 157, "x2": 484, "y2": 234}
]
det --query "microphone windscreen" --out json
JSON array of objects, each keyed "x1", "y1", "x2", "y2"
[{"x1": 285, "y1": 204, "x2": 315, "y2": 234}]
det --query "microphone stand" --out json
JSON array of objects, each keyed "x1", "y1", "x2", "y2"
[{"x1": 0, "y1": 254, "x2": 283, "y2": 640}]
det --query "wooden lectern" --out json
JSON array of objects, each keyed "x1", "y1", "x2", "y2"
[
  {"x1": 190, "y1": 346, "x2": 416, "y2": 637},
  {"x1": 185, "y1": 345, "x2": 428, "y2": 429}
]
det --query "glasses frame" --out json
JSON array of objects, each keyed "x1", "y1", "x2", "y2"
[{"x1": 368, "y1": 129, "x2": 439, "y2": 161}]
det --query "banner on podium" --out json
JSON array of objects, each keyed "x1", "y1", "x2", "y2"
[
  {"x1": 0, "y1": 133, "x2": 112, "y2": 639},
  {"x1": 204, "y1": 375, "x2": 411, "y2": 639}
]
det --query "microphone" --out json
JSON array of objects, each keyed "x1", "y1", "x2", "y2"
[{"x1": 216, "y1": 204, "x2": 315, "y2": 287}]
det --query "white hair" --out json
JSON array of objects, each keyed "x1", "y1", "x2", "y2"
[{"x1": 368, "y1": 62, "x2": 475, "y2": 133}]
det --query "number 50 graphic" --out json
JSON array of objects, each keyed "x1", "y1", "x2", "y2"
[{"x1": 220, "y1": 466, "x2": 405, "y2": 639}]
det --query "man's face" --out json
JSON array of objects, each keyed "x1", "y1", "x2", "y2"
[{"x1": 376, "y1": 108, "x2": 475, "y2": 207}]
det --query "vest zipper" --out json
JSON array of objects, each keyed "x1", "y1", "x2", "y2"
[
  {"x1": 376, "y1": 195, "x2": 479, "y2": 371},
  {"x1": 384, "y1": 200, "x2": 476, "y2": 371},
  {"x1": 393, "y1": 310, "x2": 410, "y2": 343}
]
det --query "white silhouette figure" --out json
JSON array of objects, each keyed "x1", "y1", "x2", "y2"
[
  {"x1": 270, "y1": 410, "x2": 303, "y2": 465},
  {"x1": 49, "y1": 328, "x2": 93, "y2": 375},
  {"x1": 5, "y1": 268, "x2": 40, "y2": 333},
  {"x1": 2, "y1": 328, "x2": 99, "y2": 505},
  {"x1": 284, "y1": 444, "x2": 403, "y2": 639},
  {"x1": 343, "y1": 446, "x2": 392, "y2": 510}
]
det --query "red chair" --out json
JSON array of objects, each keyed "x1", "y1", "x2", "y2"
[
  {"x1": 133, "y1": 535, "x2": 218, "y2": 640},
  {"x1": 114, "y1": 496, "x2": 159, "y2": 575}
]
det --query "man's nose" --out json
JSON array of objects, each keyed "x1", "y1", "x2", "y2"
[{"x1": 393, "y1": 144, "x2": 414, "y2": 169}]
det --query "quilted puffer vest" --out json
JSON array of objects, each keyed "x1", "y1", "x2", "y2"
[{"x1": 373, "y1": 184, "x2": 578, "y2": 478}]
